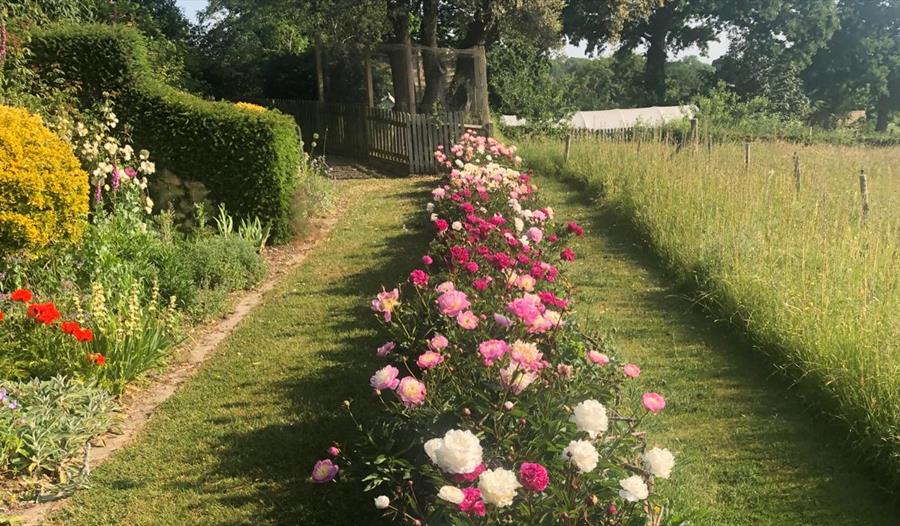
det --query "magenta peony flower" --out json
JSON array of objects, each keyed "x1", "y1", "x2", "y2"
[
  {"x1": 435, "y1": 219, "x2": 449, "y2": 232},
  {"x1": 370, "y1": 365, "x2": 401, "y2": 391},
  {"x1": 376, "y1": 341, "x2": 396, "y2": 358},
  {"x1": 437, "y1": 290, "x2": 470, "y2": 316},
  {"x1": 417, "y1": 351, "x2": 445, "y2": 369},
  {"x1": 507, "y1": 295, "x2": 543, "y2": 325},
  {"x1": 642, "y1": 392, "x2": 666, "y2": 413},
  {"x1": 456, "y1": 310, "x2": 479, "y2": 330},
  {"x1": 567, "y1": 222, "x2": 584, "y2": 236},
  {"x1": 473, "y1": 277, "x2": 492, "y2": 291},
  {"x1": 519, "y1": 462, "x2": 549, "y2": 492},
  {"x1": 478, "y1": 339, "x2": 509, "y2": 366},
  {"x1": 327, "y1": 446, "x2": 341, "y2": 457},
  {"x1": 422, "y1": 255, "x2": 433, "y2": 265},
  {"x1": 458, "y1": 487, "x2": 486, "y2": 517},
  {"x1": 311, "y1": 459, "x2": 339, "y2": 483},
  {"x1": 409, "y1": 269, "x2": 429, "y2": 287},
  {"x1": 396, "y1": 377, "x2": 427, "y2": 407},
  {"x1": 561, "y1": 247, "x2": 576, "y2": 261},
  {"x1": 623, "y1": 363, "x2": 641, "y2": 378},
  {"x1": 451, "y1": 463, "x2": 485, "y2": 483}
]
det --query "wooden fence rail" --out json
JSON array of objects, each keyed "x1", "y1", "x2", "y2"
[{"x1": 249, "y1": 99, "x2": 463, "y2": 174}]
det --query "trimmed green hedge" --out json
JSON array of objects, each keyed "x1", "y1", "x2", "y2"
[{"x1": 28, "y1": 24, "x2": 301, "y2": 242}]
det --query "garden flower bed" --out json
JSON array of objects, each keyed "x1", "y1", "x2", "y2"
[{"x1": 313, "y1": 133, "x2": 676, "y2": 524}]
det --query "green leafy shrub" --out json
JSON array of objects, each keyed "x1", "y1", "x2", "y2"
[
  {"x1": 0, "y1": 376, "x2": 116, "y2": 503},
  {"x1": 28, "y1": 23, "x2": 303, "y2": 242}
]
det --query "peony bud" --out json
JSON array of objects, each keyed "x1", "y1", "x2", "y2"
[
  {"x1": 503, "y1": 401, "x2": 515, "y2": 411},
  {"x1": 462, "y1": 407, "x2": 472, "y2": 417}
]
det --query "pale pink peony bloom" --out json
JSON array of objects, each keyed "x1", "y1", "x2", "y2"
[
  {"x1": 396, "y1": 376, "x2": 427, "y2": 407},
  {"x1": 417, "y1": 351, "x2": 445, "y2": 369},
  {"x1": 478, "y1": 339, "x2": 509, "y2": 366},
  {"x1": 437, "y1": 290, "x2": 471, "y2": 317},
  {"x1": 494, "y1": 313, "x2": 513, "y2": 328},
  {"x1": 642, "y1": 392, "x2": 666, "y2": 413},
  {"x1": 587, "y1": 350, "x2": 610, "y2": 365},
  {"x1": 436, "y1": 281, "x2": 456, "y2": 293},
  {"x1": 429, "y1": 334, "x2": 449, "y2": 351},
  {"x1": 376, "y1": 341, "x2": 396, "y2": 358},
  {"x1": 526, "y1": 226, "x2": 544, "y2": 243},
  {"x1": 509, "y1": 340, "x2": 545, "y2": 370},
  {"x1": 371, "y1": 288, "x2": 400, "y2": 322},
  {"x1": 456, "y1": 310, "x2": 480, "y2": 330},
  {"x1": 623, "y1": 363, "x2": 641, "y2": 378},
  {"x1": 500, "y1": 363, "x2": 539, "y2": 395},
  {"x1": 311, "y1": 459, "x2": 339, "y2": 483},
  {"x1": 370, "y1": 365, "x2": 400, "y2": 391}
]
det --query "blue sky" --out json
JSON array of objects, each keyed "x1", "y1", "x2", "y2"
[{"x1": 175, "y1": 0, "x2": 727, "y2": 62}]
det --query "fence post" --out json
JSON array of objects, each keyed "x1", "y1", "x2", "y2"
[
  {"x1": 473, "y1": 45, "x2": 491, "y2": 133},
  {"x1": 707, "y1": 133, "x2": 712, "y2": 156},
  {"x1": 859, "y1": 169, "x2": 870, "y2": 220},
  {"x1": 364, "y1": 50, "x2": 374, "y2": 109},
  {"x1": 404, "y1": 40, "x2": 417, "y2": 115},
  {"x1": 793, "y1": 152, "x2": 801, "y2": 195},
  {"x1": 744, "y1": 142, "x2": 750, "y2": 169},
  {"x1": 564, "y1": 133, "x2": 572, "y2": 164}
]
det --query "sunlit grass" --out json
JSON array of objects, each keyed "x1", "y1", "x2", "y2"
[{"x1": 521, "y1": 137, "x2": 900, "y2": 484}]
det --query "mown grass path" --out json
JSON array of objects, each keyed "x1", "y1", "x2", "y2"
[
  {"x1": 537, "y1": 174, "x2": 899, "y2": 525},
  {"x1": 44, "y1": 177, "x2": 434, "y2": 525}
]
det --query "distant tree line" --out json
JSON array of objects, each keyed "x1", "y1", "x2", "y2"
[{"x1": 3, "y1": 1, "x2": 897, "y2": 133}]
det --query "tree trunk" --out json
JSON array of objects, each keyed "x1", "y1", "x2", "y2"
[
  {"x1": 449, "y1": 0, "x2": 497, "y2": 112},
  {"x1": 387, "y1": 1, "x2": 413, "y2": 112},
  {"x1": 875, "y1": 94, "x2": 891, "y2": 132},
  {"x1": 418, "y1": 0, "x2": 446, "y2": 113},
  {"x1": 644, "y1": 5, "x2": 674, "y2": 105}
]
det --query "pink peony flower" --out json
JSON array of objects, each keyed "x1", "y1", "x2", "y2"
[
  {"x1": 311, "y1": 459, "x2": 339, "y2": 483},
  {"x1": 478, "y1": 339, "x2": 509, "y2": 366},
  {"x1": 422, "y1": 255, "x2": 433, "y2": 265},
  {"x1": 507, "y1": 294, "x2": 543, "y2": 324},
  {"x1": 473, "y1": 277, "x2": 492, "y2": 291},
  {"x1": 464, "y1": 261, "x2": 479, "y2": 273},
  {"x1": 376, "y1": 341, "x2": 396, "y2": 358},
  {"x1": 587, "y1": 350, "x2": 610, "y2": 365},
  {"x1": 432, "y1": 187, "x2": 446, "y2": 199},
  {"x1": 409, "y1": 269, "x2": 429, "y2": 287},
  {"x1": 561, "y1": 247, "x2": 576, "y2": 261},
  {"x1": 436, "y1": 280, "x2": 456, "y2": 293},
  {"x1": 429, "y1": 334, "x2": 449, "y2": 351},
  {"x1": 371, "y1": 288, "x2": 400, "y2": 322},
  {"x1": 451, "y1": 463, "x2": 485, "y2": 484},
  {"x1": 456, "y1": 310, "x2": 480, "y2": 330},
  {"x1": 417, "y1": 351, "x2": 445, "y2": 369},
  {"x1": 435, "y1": 219, "x2": 449, "y2": 232},
  {"x1": 642, "y1": 392, "x2": 666, "y2": 413},
  {"x1": 567, "y1": 222, "x2": 584, "y2": 236},
  {"x1": 494, "y1": 313, "x2": 513, "y2": 328},
  {"x1": 509, "y1": 340, "x2": 545, "y2": 371},
  {"x1": 623, "y1": 363, "x2": 641, "y2": 378},
  {"x1": 370, "y1": 365, "x2": 401, "y2": 391},
  {"x1": 519, "y1": 462, "x2": 549, "y2": 492},
  {"x1": 327, "y1": 446, "x2": 340, "y2": 457},
  {"x1": 458, "y1": 487, "x2": 486, "y2": 517},
  {"x1": 396, "y1": 376, "x2": 427, "y2": 407},
  {"x1": 437, "y1": 290, "x2": 470, "y2": 316},
  {"x1": 526, "y1": 226, "x2": 544, "y2": 243}
]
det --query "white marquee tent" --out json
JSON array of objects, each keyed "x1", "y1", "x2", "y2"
[{"x1": 500, "y1": 105, "x2": 696, "y2": 130}]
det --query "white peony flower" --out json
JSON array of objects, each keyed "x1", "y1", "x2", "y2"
[
  {"x1": 426, "y1": 202, "x2": 435, "y2": 212},
  {"x1": 569, "y1": 400, "x2": 608, "y2": 439},
  {"x1": 122, "y1": 144, "x2": 134, "y2": 161},
  {"x1": 437, "y1": 485, "x2": 465, "y2": 504},
  {"x1": 619, "y1": 475, "x2": 649, "y2": 502},
  {"x1": 514, "y1": 217, "x2": 525, "y2": 232},
  {"x1": 451, "y1": 221, "x2": 463, "y2": 231},
  {"x1": 643, "y1": 447, "x2": 675, "y2": 479},
  {"x1": 424, "y1": 429, "x2": 483, "y2": 474},
  {"x1": 374, "y1": 495, "x2": 390, "y2": 509},
  {"x1": 562, "y1": 439, "x2": 599, "y2": 473},
  {"x1": 104, "y1": 142, "x2": 118, "y2": 155},
  {"x1": 478, "y1": 468, "x2": 520, "y2": 507},
  {"x1": 140, "y1": 160, "x2": 156, "y2": 174},
  {"x1": 430, "y1": 213, "x2": 438, "y2": 222}
]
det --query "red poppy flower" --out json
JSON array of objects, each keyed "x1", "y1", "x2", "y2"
[
  {"x1": 9, "y1": 289, "x2": 33, "y2": 302},
  {"x1": 87, "y1": 352, "x2": 105, "y2": 365},
  {"x1": 0, "y1": 311, "x2": 4, "y2": 322},
  {"x1": 27, "y1": 302, "x2": 61, "y2": 325},
  {"x1": 74, "y1": 327, "x2": 94, "y2": 342},
  {"x1": 61, "y1": 320, "x2": 80, "y2": 334}
]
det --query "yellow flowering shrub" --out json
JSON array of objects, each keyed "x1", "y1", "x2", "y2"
[
  {"x1": 0, "y1": 105, "x2": 89, "y2": 255},
  {"x1": 234, "y1": 102, "x2": 267, "y2": 113}
]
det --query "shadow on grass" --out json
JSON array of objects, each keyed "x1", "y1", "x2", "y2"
[
  {"x1": 187, "y1": 178, "x2": 434, "y2": 525},
  {"x1": 544, "y1": 173, "x2": 900, "y2": 521}
]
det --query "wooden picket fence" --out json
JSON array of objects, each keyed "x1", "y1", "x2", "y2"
[{"x1": 249, "y1": 99, "x2": 463, "y2": 174}]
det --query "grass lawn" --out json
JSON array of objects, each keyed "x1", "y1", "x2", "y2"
[
  {"x1": 537, "y1": 173, "x2": 900, "y2": 525},
  {"x1": 42, "y1": 177, "x2": 435, "y2": 526}
]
